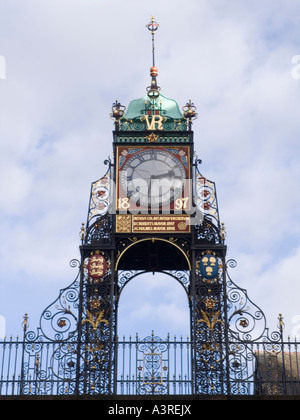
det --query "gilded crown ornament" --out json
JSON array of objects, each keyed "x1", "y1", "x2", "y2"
[
  {"x1": 109, "y1": 100, "x2": 126, "y2": 129},
  {"x1": 183, "y1": 99, "x2": 198, "y2": 129}
]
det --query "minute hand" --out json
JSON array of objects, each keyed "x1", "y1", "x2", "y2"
[{"x1": 150, "y1": 169, "x2": 180, "y2": 180}]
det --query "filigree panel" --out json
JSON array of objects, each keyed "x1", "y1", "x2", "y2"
[
  {"x1": 136, "y1": 333, "x2": 169, "y2": 395},
  {"x1": 35, "y1": 259, "x2": 81, "y2": 342},
  {"x1": 85, "y1": 214, "x2": 113, "y2": 245},
  {"x1": 118, "y1": 270, "x2": 190, "y2": 297},
  {"x1": 195, "y1": 170, "x2": 220, "y2": 227},
  {"x1": 87, "y1": 165, "x2": 111, "y2": 225},
  {"x1": 193, "y1": 250, "x2": 228, "y2": 394},
  {"x1": 78, "y1": 250, "x2": 114, "y2": 394},
  {"x1": 225, "y1": 259, "x2": 283, "y2": 395},
  {"x1": 226, "y1": 259, "x2": 271, "y2": 342},
  {"x1": 195, "y1": 218, "x2": 221, "y2": 244},
  {"x1": 21, "y1": 251, "x2": 115, "y2": 396}
]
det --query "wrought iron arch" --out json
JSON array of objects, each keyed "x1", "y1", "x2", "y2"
[{"x1": 117, "y1": 269, "x2": 190, "y2": 300}]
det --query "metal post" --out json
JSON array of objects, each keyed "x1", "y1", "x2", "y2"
[
  {"x1": 190, "y1": 247, "x2": 196, "y2": 394},
  {"x1": 222, "y1": 252, "x2": 231, "y2": 395},
  {"x1": 20, "y1": 314, "x2": 29, "y2": 395},
  {"x1": 111, "y1": 249, "x2": 117, "y2": 395},
  {"x1": 279, "y1": 314, "x2": 287, "y2": 395},
  {"x1": 75, "y1": 256, "x2": 85, "y2": 395}
]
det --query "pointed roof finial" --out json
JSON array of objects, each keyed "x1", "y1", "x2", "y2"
[
  {"x1": 146, "y1": 16, "x2": 160, "y2": 99},
  {"x1": 146, "y1": 16, "x2": 159, "y2": 67}
]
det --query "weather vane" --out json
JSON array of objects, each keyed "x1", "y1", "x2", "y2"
[
  {"x1": 146, "y1": 16, "x2": 159, "y2": 67},
  {"x1": 146, "y1": 16, "x2": 160, "y2": 99}
]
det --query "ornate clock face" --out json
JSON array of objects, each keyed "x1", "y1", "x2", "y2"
[{"x1": 118, "y1": 147, "x2": 189, "y2": 209}]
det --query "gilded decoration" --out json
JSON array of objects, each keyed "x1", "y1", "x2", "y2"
[
  {"x1": 116, "y1": 215, "x2": 131, "y2": 233},
  {"x1": 82, "y1": 308, "x2": 109, "y2": 331},
  {"x1": 145, "y1": 132, "x2": 159, "y2": 142},
  {"x1": 197, "y1": 310, "x2": 224, "y2": 332}
]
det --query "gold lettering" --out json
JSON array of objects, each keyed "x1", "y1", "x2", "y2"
[{"x1": 144, "y1": 115, "x2": 164, "y2": 130}]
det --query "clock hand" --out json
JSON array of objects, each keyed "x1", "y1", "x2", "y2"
[
  {"x1": 151, "y1": 169, "x2": 177, "y2": 180},
  {"x1": 133, "y1": 168, "x2": 152, "y2": 180}
]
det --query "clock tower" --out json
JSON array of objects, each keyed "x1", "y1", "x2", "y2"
[
  {"x1": 1, "y1": 17, "x2": 298, "y2": 400},
  {"x1": 79, "y1": 17, "x2": 229, "y2": 395}
]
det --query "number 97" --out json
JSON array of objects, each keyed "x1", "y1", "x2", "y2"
[{"x1": 175, "y1": 197, "x2": 189, "y2": 210}]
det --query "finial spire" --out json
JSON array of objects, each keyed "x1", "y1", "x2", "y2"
[
  {"x1": 146, "y1": 16, "x2": 159, "y2": 67},
  {"x1": 146, "y1": 16, "x2": 160, "y2": 99}
]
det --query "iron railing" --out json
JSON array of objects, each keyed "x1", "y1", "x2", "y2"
[{"x1": 1, "y1": 332, "x2": 300, "y2": 396}]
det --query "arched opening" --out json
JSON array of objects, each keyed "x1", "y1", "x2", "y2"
[
  {"x1": 116, "y1": 270, "x2": 192, "y2": 395},
  {"x1": 117, "y1": 271, "x2": 190, "y2": 339},
  {"x1": 115, "y1": 238, "x2": 192, "y2": 394}
]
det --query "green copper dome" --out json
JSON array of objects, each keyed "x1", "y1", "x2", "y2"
[
  {"x1": 119, "y1": 92, "x2": 187, "y2": 132},
  {"x1": 124, "y1": 94, "x2": 184, "y2": 120}
]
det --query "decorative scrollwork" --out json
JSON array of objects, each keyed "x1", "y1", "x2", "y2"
[
  {"x1": 194, "y1": 158, "x2": 220, "y2": 228},
  {"x1": 195, "y1": 218, "x2": 221, "y2": 244},
  {"x1": 193, "y1": 250, "x2": 228, "y2": 394},
  {"x1": 135, "y1": 333, "x2": 169, "y2": 395},
  {"x1": 118, "y1": 270, "x2": 147, "y2": 291},
  {"x1": 226, "y1": 270, "x2": 267, "y2": 342},
  {"x1": 87, "y1": 167, "x2": 111, "y2": 225},
  {"x1": 85, "y1": 214, "x2": 113, "y2": 245},
  {"x1": 75, "y1": 249, "x2": 113, "y2": 395},
  {"x1": 69, "y1": 258, "x2": 80, "y2": 269},
  {"x1": 117, "y1": 269, "x2": 190, "y2": 298},
  {"x1": 226, "y1": 259, "x2": 237, "y2": 269},
  {"x1": 138, "y1": 333, "x2": 169, "y2": 354},
  {"x1": 30, "y1": 266, "x2": 81, "y2": 342},
  {"x1": 223, "y1": 255, "x2": 288, "y2": 394}
]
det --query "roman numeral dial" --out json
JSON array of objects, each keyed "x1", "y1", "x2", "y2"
[{"x1": 117, "y1": 147, "x2": 189, "y2": 210}]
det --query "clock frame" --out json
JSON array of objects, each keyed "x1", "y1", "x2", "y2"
[{"x1": 116, "y1": 145, "x2": 191, "y2": 213}]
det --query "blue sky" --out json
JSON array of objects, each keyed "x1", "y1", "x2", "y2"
[{"x1": 1, "y1": 0, "x2": 300, "y2": 341}]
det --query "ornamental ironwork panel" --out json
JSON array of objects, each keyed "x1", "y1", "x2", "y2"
[
  {"x1": 77, "y1": 250, "x2": 114, "y2": 395},
  {"x1": 116, "y1": 333, "x2": 192, "y2": 396},
  {"x1": 192, "y1": 250, "x2": 228, "y2": 394},
  {"x1": 87, "y1": 164, "x2": 111, "y2": 223}
]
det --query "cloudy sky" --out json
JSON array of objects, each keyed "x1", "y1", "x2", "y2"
[{"x1": 0, "y1": 0, "x2": 300, "y2": 341}]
